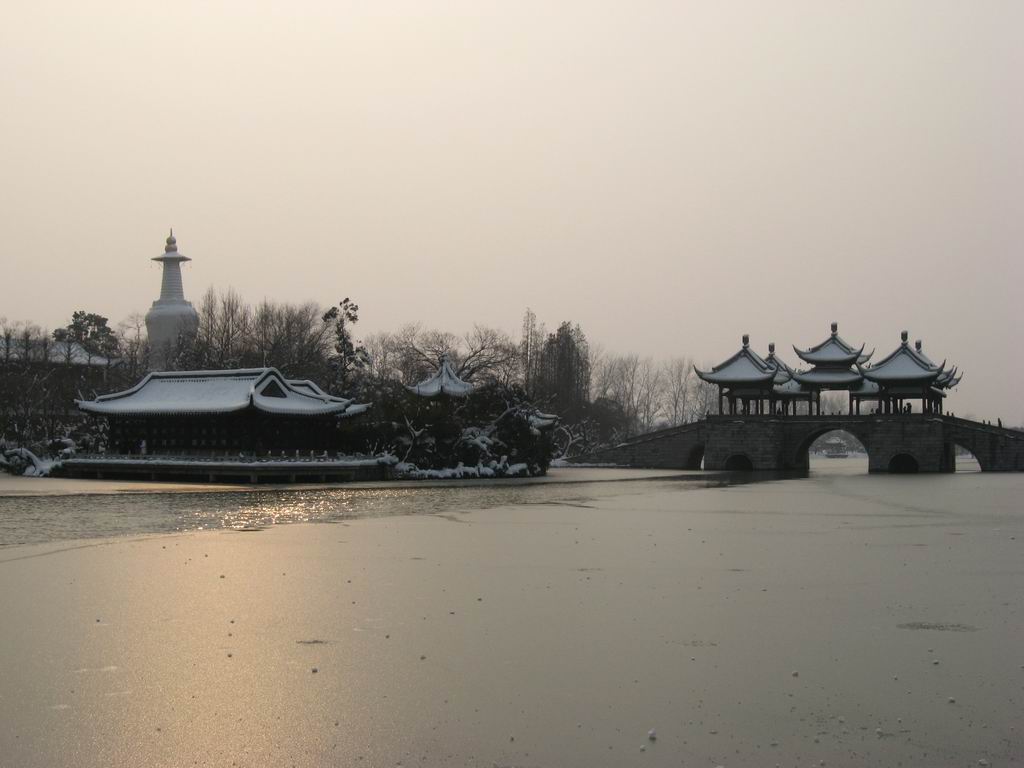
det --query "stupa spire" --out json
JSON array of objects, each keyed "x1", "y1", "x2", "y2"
[
  {"x1": 152, "y1": 227, "x2": 192, "y2": 301},
  {"x1": 145, "y1": 230, "x2": 199, "y2": 370}
]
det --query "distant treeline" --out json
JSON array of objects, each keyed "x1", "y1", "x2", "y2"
[{"x1": 3, "y1": 287, "x2": 854, "y2": 456}]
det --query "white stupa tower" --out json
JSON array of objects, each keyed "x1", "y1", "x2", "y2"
[{"x1": 145, "y1": 230, "x2": 199, "y2": 370}]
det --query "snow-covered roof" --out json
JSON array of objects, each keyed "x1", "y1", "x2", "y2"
[
  {"x1": 77, "y1": 368, "x2": 369, "y2": 417},
  {"x1": 695, "y1": 335, "x2": 775, "y2": 387},
  {"x1": 287, "y1": 379, "x2": 327, "y2": 396},
  {"x1": 530, "y1": 412, "x2": 559, "y2": 430},
  {"x1": 773, "y1": 378, "x2": 811, "y2": 398},
  {"x1": 792, "y1": 369, "x2": 864, "y2": 387},
  {"x1": 934, "y1": 367, "x2": 962, "y2": 389},
  {"x1": 913, "y1": 341, "x2": 962, "y2": 390},
  {"x1": 1, "y1": 338, "x2": 116, "y2": 367},
  {"x1": 764, "y1": 342, "x2": 796, "y2": 384},
  {"x1": 407, "y1": 355, "x2": 474, "y2": 398},
  {"x1": 859, "y1": 331, "x2": 944, "y2": 385},
  {"x1": 793, "y1": 323, "x2": 871, "y2": 367}
]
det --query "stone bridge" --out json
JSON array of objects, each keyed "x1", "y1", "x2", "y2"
[{"x1": 569, "y1": 414, "x2": 1024, "y2": 473}]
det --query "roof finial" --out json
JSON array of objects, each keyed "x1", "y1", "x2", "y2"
[
  {"x1": 915, "y1": 339, "x2": 922, "y2": 351},
  {"x1": 165, "y1": 229, "x2": 178, "y2": 253},
  {"x1": 768, "y1": 342, "x2": 775, "y2": 354},
  {"x1": 742, "y1": 334, "x2": 749, "y2": 348},
  {"x1": 900, "y1": 330, "x2": 908, "y2": 344},
  {"x1": 830, "y1": 321, "x2": 838, "y2": 335}
]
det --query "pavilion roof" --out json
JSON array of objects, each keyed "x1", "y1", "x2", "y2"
[
  {"x1": 695, "y1": 335, "x2": 775, "y2": 387},
  {"x1": 912, "y1": 340, "x2": 962, "y2": 389},
  {"x1": 858, "y1": 331, "x2": 944, "y2": 385},
  {"x1": 77, "y1": 368, "x2": 369, "y2": 418},
  {"x1": 764, "y1": 342, "x2": 797, "y2": 384},
  {"x1": 793, "y1": 322, "x2": 871, "y2": 367},
  {"x1": 407, "y1": 354, "x2": 475, "y2": 398},
  {"x1": 791, "y1": 368, "x2": 864, "y2": 387},
  {"x1": 773, "y1": 378, "x2": 811, "y2": 398},
  {"x1": 934, "y1": 367, "x2": 963, "y2": 389}
]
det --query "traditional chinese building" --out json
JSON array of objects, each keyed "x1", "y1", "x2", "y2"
[
  {"x1": 694, "y1": 335, "x2": 776, "y2": 415},
  {"x1": 77, "y1": 368, "x2": 369, "y2": 455},
  {"x1": 858, "y1": 331, "x2": 961, "y2": 415},
  {"x1": 764, "y1": 343, "x2": 813, "y2": 414},
  {"x1": 791, "y1": 323, "x2": 871, "y2": 415},
  {"x1": 406, "y1": 354, "x2": 474, "y2": 398},
  {"x1": 696, "y1": 325, "x2": 962, "y2": 417}
]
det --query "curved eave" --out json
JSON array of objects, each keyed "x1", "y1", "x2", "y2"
[
  {"x1": 405, "y1": 384, "x2": 474, "y2": 398},
  {"x1": 253, "y1": 401, "x2": 360, "y2": 417},
  {"x1": 78, "y1": 400, "x2": 367, "y2": 418},
  {"x1": 792, "y1": 344, "x2": 865, "y2": 367},
  {"x1": 857, "y1": 358, "x2": 945, "y2": 385},
  {"x1": 858, "y1": 370, "x2": 943, "y2": 385},
  {"x1": 694, "y1": 366, "x2": 775, "y2": 386},
  {"x1": 791, "y1": 370, "x2": 864, "y2": 386},
  {"x1": 77, "y1": 402, "x2": 250, "y2": 417}
]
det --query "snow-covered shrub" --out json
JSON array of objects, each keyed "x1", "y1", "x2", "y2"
[{"x1": 348, "y1": 381, "x2": 557, "y2": 476}]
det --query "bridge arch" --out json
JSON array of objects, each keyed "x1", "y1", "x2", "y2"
[
  {"x1": 942, "y1": 438, "x2": 991, "y2": 472},
  {"x1": 723, "y1": 453, "x2": 754, "y2": 471},
  {"x1": 888, "y1": 453, "x2": 919, "y2": 473},
  {"x1": 683, "y1": 442, "x2": 705, "y2": 470},
  {"x1": 951, "y1": 443, "x2": 982, "y2": 472},
  {"x1": 788, "y1": 423, "x2": 873, "y2": 471}
]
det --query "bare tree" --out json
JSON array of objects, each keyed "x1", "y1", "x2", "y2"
[
  {"x1": 687, "y1": 363, "x2": 720, "y2": 421},
  {"x1": 519, "y1": 308, "x2": 545, "y2": 395},
  {"x1": 117, "y1": 313, "x2": 149, "y2": 383},
  {"x1": 213, "y1": 288, "x2": 251, "y2": 368},
  {"x1": 593, "y1": 353, "x2": 661, "y2": 435},
  {"x1": 458, "y1": 325, "x2": 518, "y2": 384},
  {"x1": 660, "y1": 356, "x2": 694, "y2": 426}
]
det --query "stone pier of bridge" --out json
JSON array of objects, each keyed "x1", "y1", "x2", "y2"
[{"x1": 569, "y1": 415, "x2": 1024, "y2": 473}]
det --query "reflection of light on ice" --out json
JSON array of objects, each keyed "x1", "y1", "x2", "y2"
[{"x1": 1, "y1": 469, "x2": 682, "y2": 545}]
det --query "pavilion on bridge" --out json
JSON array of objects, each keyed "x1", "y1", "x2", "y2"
[
  {"x1": 696, "y1": 324, "x2": 961, "y2": 416},
  {"x1": 859, "y1": 331, "x2": 961, "y2": 415}
]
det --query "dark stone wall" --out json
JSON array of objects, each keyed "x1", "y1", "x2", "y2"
[
  {"x1": 705, "y1": 418, "x2": 785, "y2": 471},
  {"x1": 566, "y1": 422, "x2": 706, "y2": 469},
  {"x1": 946, "y1": 418, "x2": 1024, "y2": 472}
]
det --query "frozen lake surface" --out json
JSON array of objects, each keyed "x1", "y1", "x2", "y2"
[
  {"x1": 0, "y1": 458, "x2": 1020, "y2": 767},
  {"x1": 0, "y1": 467, "x2": 717, "y2": 547}
]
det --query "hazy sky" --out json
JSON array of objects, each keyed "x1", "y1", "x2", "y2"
[{"x1": 2, "y1": 1, "x2": 1021, "y2": 421}]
